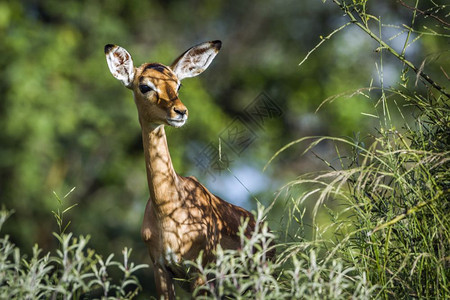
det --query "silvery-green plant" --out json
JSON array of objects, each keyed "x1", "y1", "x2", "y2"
[
  {"x1": 0, "y1": 209, "x2": 148, "y2": 299},
  {"x1": 187, "y1": 206, "x2": 375, "y2": 299}
]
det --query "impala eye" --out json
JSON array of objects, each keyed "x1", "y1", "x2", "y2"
[{"x1": 139, "y1": 84, "x2": 153, "y2": 94}]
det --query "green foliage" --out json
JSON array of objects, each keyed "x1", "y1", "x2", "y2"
[
  {"x1": 0, "y1": 209, "x2": 148, "y2": 299},
  {"x1": 1, "y1": 0, "x2": 448, "y2": 298},
  {"x1": 264, "y1": 0, "x2": 449, "y2": 298}
]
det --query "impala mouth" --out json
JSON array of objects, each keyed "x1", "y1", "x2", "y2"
[{"x1": 167, "y1": 118, "x2": 187, "y2": 128}]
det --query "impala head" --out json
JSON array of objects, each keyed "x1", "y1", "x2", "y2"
[{"x1": 105, "y1": 41, "x2": 221, "y2": 128}]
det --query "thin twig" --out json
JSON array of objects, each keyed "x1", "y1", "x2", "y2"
[
  {"x1": 299, "y1": 22, "x2": 351, "y2": 67},
  {"x1": 332, "y1": 0, "x2": 450, "y2": 99},
  {"x1": 397, "y1": 0, "x2": 450, "y2": 27},
  {"x1": 369, "y1": 189, "x2": 444, "y2": 235},
  {"x1": 440, "y1": 66, "x2": 450, "y2": 81}
]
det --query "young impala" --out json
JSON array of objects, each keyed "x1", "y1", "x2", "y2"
[{"x1": 105, "y1": 41, "x2": 260, "y2": 299}]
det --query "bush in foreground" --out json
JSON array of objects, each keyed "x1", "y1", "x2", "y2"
[{"x1": 0, "y1": 209, "x2": 148, "y2": 299}]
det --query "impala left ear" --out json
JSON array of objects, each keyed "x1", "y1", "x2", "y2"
[{"x1": 170, "y1": 40, "x2": 221, "y2": 81}]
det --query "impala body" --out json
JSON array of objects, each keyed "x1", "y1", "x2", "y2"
[{"x1": 105, "y1": 41, "x2": 257, "y2": 299}]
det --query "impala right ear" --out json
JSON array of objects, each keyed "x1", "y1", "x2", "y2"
[
  {"x1": 170, "y1": 40, "x2": 222, "y2": 81},
  {"x1": 104, "y1": 44, "x2": 135, "y2": 88}
]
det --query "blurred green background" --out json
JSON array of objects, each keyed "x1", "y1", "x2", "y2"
[{"x1": 1, "y1": 0, "x2": 448, "y2": 296}]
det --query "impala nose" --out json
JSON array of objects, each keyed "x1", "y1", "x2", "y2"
[{"x1": 173, "y1": 107, "x2": 187, "y2": 117}]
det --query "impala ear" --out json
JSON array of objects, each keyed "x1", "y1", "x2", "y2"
[
  {"x1": 170, "y1": 40, "x2": 221, "y2": 81},
  {"x1": 104, "y1": 44, "x2": 135, "y2": 88}
]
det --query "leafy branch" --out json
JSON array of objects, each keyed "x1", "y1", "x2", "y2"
[
  {"x1": 332, "y1": 0, "x2": 450, "y2": 98},
  {"x1": 397, "y1": 0, "x2": 450, "y2": 27}
]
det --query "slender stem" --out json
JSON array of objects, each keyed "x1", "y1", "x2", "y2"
[
  {"x1": 398, "y1": 0, "x2": 450, "y2": 27},
  {"x1": 400, "y1": 0, "x2": 418, "y2": 57},
  {"x1": 299, "y1": 22, "x2": 351, "y2": 67},
  {"x1": 370, "y1": 189, "x2": 444, "y2": 235},
  {"x1": 332, "y1": 0, "x2": 450, "y2": 99}
]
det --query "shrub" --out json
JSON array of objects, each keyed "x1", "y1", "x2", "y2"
[
  {"x1": 189, "y1": 206, "x2": 376, "y2": 299},
  {"x1": 0, "y1": 209, "x2": 148, "y2": 299}
]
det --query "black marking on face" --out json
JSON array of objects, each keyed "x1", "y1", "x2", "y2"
[
  {"x1": 144, "y1": 63, "x2": 170, "y2": 73},
  {"x1": 165, "y1": 84, "x2": 178, "y2": 102}
]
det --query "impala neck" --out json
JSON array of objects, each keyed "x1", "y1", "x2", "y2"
[{"x1": 141, "y1": 124, "x2": 179, "y2": 211}]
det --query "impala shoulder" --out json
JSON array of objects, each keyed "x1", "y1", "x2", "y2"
[
  {"x1": 181, "y1": 175, "x2": 202, "y2": 189},
  {"x1": 185, "y1": 175, "x2": 199, "y2": 183},
  {"x1": 180, "y1": 175, "x2": 211, "y2": 199},
  {"x1": 182, "y1": 175, "x2": 213, "y2": 192}
]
